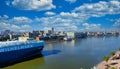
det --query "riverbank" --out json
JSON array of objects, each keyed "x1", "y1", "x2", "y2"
[{"x1": 96, "y1": 51, "x2": 120, "y2": 69}]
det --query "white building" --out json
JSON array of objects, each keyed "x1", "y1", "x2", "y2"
[
  {"x1": 66, "y1": 32, "x2": 87, "y2": 38},
  {"x1": 66, "y1": 32, "x2": 75, "y2": 38}
]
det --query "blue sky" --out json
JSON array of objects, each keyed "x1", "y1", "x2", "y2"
[{"x1": 0, "y1": 0, "x2": 120, "y2": 32}]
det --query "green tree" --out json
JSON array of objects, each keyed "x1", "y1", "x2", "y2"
[
  {"x1": 118, "y1": 48, "x2": 120, "y2": 51},
  {"x1": 110, "y1": 67, "x2": 117, "y2": 69},
  {"x1": 110, "y1": 51, "x2": 115, "y2": 56},
  {"x1": 103, "y1": 56, "x2": 109, "y2": 62},
  {"x1": 103, "y1": 56, "x2": 110, "y2": 69}
]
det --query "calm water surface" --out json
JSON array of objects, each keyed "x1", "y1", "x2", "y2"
[{"x1": 3, "y1": 37, "x2": 120, "y2": 69}]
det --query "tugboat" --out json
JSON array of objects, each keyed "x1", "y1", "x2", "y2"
[
  {"x1": 63, "y1": 37, "x2": 72, "y2": 41},
  {"x1": 0, "y1": 36, "x2": 44, "y2": 65}
]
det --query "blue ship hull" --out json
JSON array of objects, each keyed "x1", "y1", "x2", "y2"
[
  {"x1": 0, "y1": 41, "x2": 44, "y2": 66},
  {"x1": 0, "y1": 46, "x2": 43, "y2": 63}
]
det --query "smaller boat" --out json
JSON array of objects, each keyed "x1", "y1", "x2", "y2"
[{"x1": 63, "y1": 37, "x2": 72, "y2": 41}]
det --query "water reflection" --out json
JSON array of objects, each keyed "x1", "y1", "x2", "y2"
[
  {"x1": 42, "y1": 50, "x2": 61, "y2": 56},
  {"x1": 63, "y1": 40, "x2": 75, "y2": 47},
  {"x1": 4, "y1": 56, "x2": 44, "y2": 69},
  {"x1": 46, "y1": 44, "x2": 54, "y2": 50}
]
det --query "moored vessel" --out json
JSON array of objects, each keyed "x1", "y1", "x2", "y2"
[
  {"x1": 0, "y1": 36, "x2": 44, "y2": 65},
  {"x1": 63, "y1": 37, "x2": 72, "y2": 41}
]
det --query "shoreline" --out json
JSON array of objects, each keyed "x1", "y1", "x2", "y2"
[{"x1": 96, "y1": 51, "x2": 120, "y2": 69}]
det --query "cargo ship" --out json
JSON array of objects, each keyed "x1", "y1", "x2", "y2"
[{"x1": 0, "y1": 36, "x2": 44, "y2": 65}]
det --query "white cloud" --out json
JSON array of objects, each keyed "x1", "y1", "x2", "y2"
[
  {"x1": 45, "y1": 11, "x2": 56, "y2": 16},
  {"x1": 65, "y1": 0, "x2": 76, "y2": 3},
  {"x1": 0, "y1": 15, "x2": 9, "y2": 19},
  {"x1": 0, "y1": 15, "x2": 33, "y2": 32},
  {"x1": 35, "y1": 11, "x2": 89, "y2": 31},
  {"x1": 0, "y1": 15, "x2": 32, "y2": 24},
  {"x1": 60, "y1": 12, "x2": 78, "y2": 17},
  {"x1": 11, "y1": 25, "x2": 20, "y2": 29},
  {"x1": 0, "y1": 22, "x2": 20, "y2": 31},
  {"x1": 11, "y1": 16, "x2": 32, "y2": 24},
  {"x1": 12, "y1": 0, "x2": 56, "y2": 11},
  {"x1": 1, "y1": 0, "x2": 120, "y2": 32},
  {"x1": 0, "y1": 14, "x2": 80, "y2": 31},
  {"x1": 82, "y1": 23, "x2": 101, "y2": 31},
  {"x1": 20, "y1": 25, "x2": 31, "y2": 31},
  {"x1": 73, "y1": 0, "x2": 120, "y2": 17},
  {"x1": 21, "y1": 25, "x2": 31, "y2": 28},
  {"x1": 0, "y1": 22, "x2": 32, "y2": 31},
  {"x1": 113, "y1": 18, "x2": 120, "y2": 27},
  {"x1": 0, "y1": 22, "x2": 11, "y2": 30},
  {"x1": 106, "y1": 18, "x2": 117, "y2": 22},
  {"x1": 0, "y1": 22, "x2": 32, "y2": 32},
  {"x1": 6, "y1": 1, "x2": 11, "y2": 6}
]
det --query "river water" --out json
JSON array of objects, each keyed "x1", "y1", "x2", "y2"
[{"x1": 3, "y1": 37, "x2": 120, "y2": 69}]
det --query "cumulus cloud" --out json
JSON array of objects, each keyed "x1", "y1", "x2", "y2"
[
  {"x1": 35, "y1": 16, "x2": 78, "y2": 31},
  {"x1": 73, "y1": 0, "x2": 120, "y2": 17},
  {"x1": 0, "y1": 15, "x2": 9, "y2": 19},
  {"x1": 45, "y1": 11, "x2": 56, "y2": 16},
  {"x1": 113, "y1": 18, "x2": 120, "y2": 28},
  {"x1": 11, "y1": 16, "x2": 32, "y2": 24},
  {"x1": 35, "y1": 11, "x2": 89, "y2": 31},
  {"x1": 0, "y1": 22, "x2": 32, "y2": 32},
  {"x1": 21, "y1": 25, "x2": 31, "y2": 28},
  {"x1": 0, "y1": 22, "x2": 20, "y2": 31},
  {"x1": 12, "y1": 0, "x2": 56, "y2": 11},
  {"x1": 11, "y1": 25, "x2": 20, "y2": 29},
  {"x1": 1, "y1": 0, "x2": 120, "y2": 32},
  {"x1": 0, "y1": 22, "x2": 31, "y2": 32},
  {"x1": 0, "y1": 15, "x2": 32, "y2": 32},
  {"x1": 60, "y1": 12, "x2": 79, "y2": 17},
  {"x1": 82, "y1": 23, "x2": 101, "y2": 31},
  {"x1": 65, "y1": 0, "x2": 76, "y2": 3},
  {"x1": 70, "y1": 0, "x2": 120, "y2": 31},
  {"x1": 0, "y1": 14, "x2": 101, "y2": 32}
]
